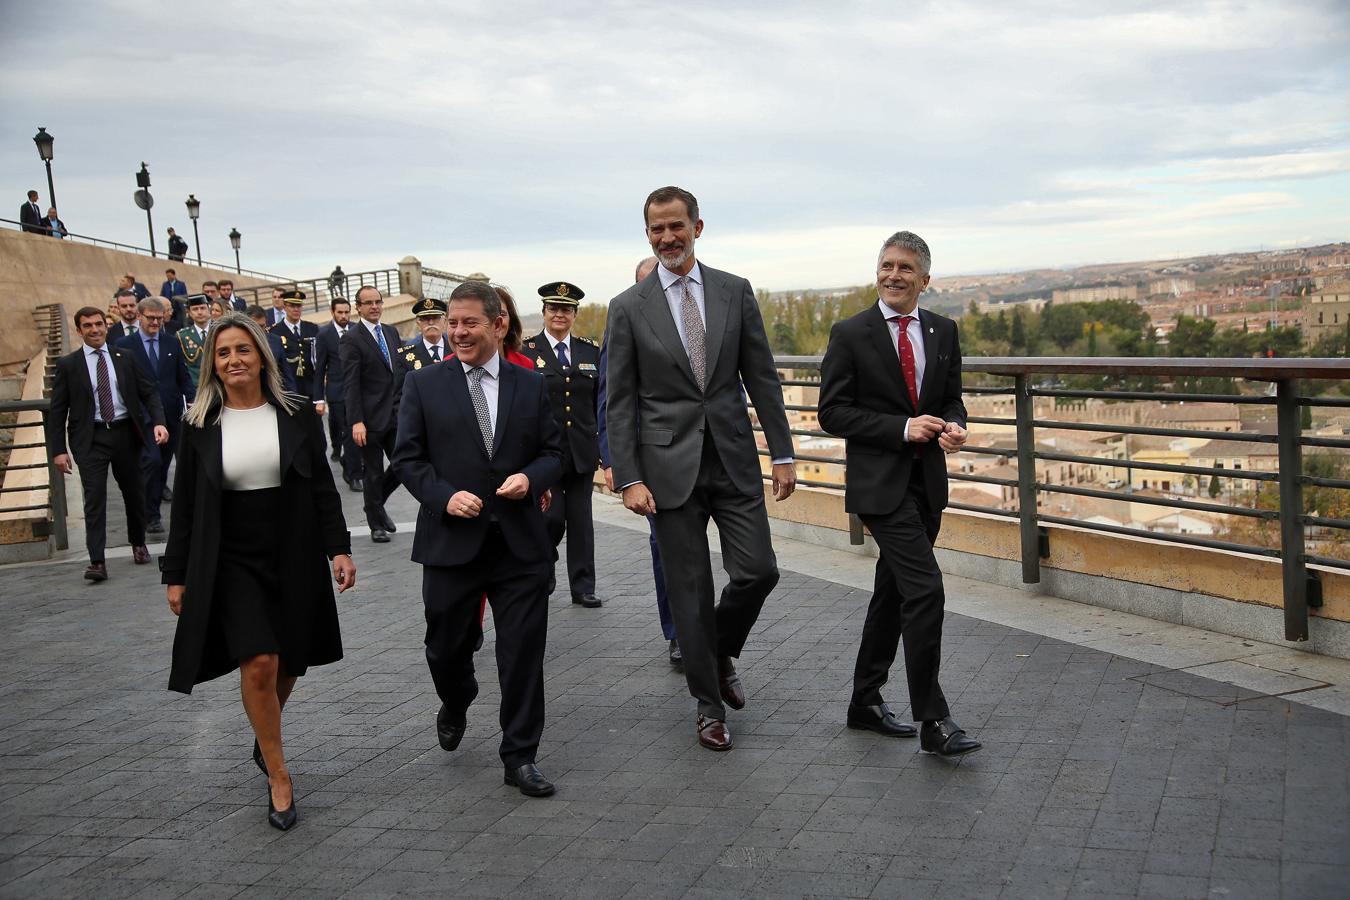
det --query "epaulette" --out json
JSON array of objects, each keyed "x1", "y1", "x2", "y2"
[
  {"x1": 576, "y1": 335, "x2": 596, "y2": 345},
  {"x1": 526, "y1": 340, "x2": 537, "y2": 350}
]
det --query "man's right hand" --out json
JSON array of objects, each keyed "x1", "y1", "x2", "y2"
[
  {"x1": 622, "y1": 483, "x2": 657, "y2": 516},
  {"x1": 446, "y1": 490, "x2": 483, "y2": 518},
  {"x1": 351, "y1": 422, "x2": 367, "y2": 447},
  {"x1": 907, "y1": 415, "x2": 946, "y2": 443},
  {"x1": 53, "y1": 453, "x2": 72, "y2": 475}
]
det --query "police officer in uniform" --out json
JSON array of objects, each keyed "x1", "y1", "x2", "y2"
[
  {"x1": 271, "y1": 289, "x2": 322, "y2": 412},
  {"x1": 398, "y1": 297, "x2": 451, "y2": 378},
  {"x1": 519, "y1": 282, "x2": 601, "y2": 608}
]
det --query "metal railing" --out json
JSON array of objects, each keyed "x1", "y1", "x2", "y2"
[
  {"x1": 1, "y1": 217, "x2": 292, "y2": 282},
  {"x1": 0, "y1": 399, "x2": 68, "y2": 551},
  {"x1": 234, "y1": 269, "x2": 401, "y2": 313},
  {"x1": 761, "y1": 356, "x2": 1349, "y2": 643}
]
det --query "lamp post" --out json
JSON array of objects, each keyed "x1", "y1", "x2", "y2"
[
  {"x1": 134, "y1": 162, "x2": 156, "y2": 257},
  {"x1": 228, "y1": 228, "x2": 241, "y2": 273},
  {"x1": 33, "y1": 127, "x2": 56, "y2": 213},
  {"x1": 185, "y1": 194, "x2": 202, "y2": 266}
]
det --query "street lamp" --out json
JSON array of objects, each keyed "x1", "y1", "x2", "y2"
[
  {"x1": 228, "y1": 228, "x2": 241, "y2": 273},
  {"x1": 185, "y1": 194, "x2": 202, "y2": 266},
  {"x1": 134, "y1": 162, "x2": 156, "y2": 257},
  {"x1": 33, "y1": 127, "x2": 56, "y2": 213}
]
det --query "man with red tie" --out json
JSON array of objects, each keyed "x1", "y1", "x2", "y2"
[{"x1": 818, "y1": 231, "x2": 981, "y2": 757}]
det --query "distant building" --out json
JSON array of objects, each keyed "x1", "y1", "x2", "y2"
[
  {"x1": 1147, "y1": 277, "x2": 1197, "y2": 297},
  {"x1": 1303, "y1": 285, "x2": 1350, "y2": 346},
  {"x1": 1051, "y1": 284, "x2": 1139, "y2": 304}
]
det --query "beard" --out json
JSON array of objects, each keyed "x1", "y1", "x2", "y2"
[{"x1": 658, "y1": 243, "x2": 693, "y2": 271}]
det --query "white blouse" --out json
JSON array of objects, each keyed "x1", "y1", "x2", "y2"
[{"x1": 220, "y1": 403, "x2": 282, "y2": 491}]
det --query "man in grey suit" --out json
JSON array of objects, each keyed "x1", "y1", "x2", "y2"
[{"x1": 606, "y1": 185, "x2": 797, "y2": 752}]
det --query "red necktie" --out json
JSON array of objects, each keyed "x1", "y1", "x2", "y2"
[{"x1": 895, "y1": 315, "x2": 918, "y2": 408}]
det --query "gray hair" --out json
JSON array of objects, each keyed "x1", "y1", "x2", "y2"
[
  {"x1": 183, "y1": 312, "x2": 299, "y2": 428},
  {"x1": 137, "y1": 297, "x2": 165, "y2": 315},
  {"x1": 878, "y1": 231, "x2": 932, "y2": 274},
  {"x1": 449, "y1": 281, "x2": 503, "y2": 319},
  {"x1": 635, "y1": 256, "x2": 658, "y2": 283}
]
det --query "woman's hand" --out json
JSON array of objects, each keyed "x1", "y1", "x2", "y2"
[
  {"x1": 167, "y1": 585, "x2": 184, "y2": 616},
  {"x1": 333, "y1": 554, "x2": 356, "y2": 593}
]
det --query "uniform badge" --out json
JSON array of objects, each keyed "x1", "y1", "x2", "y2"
[
  {"x1": 579, "y1": 363, "x2": 597, "y2": 372},
  {"x1": 535, "y1": 357, "x2": 546, "y2": 367},
  {"x1": 405, "y1": 351, "x2": 415, "y2": 361},
  {"x1": 527, "y1": 341, "x2": 536, "y2": 349},
  {"x1": 414, "y1": 361, "x2": 422, "y2": 370},
  {"x1": 557, "y1": 282, "x2": 570, "y2": 297}
]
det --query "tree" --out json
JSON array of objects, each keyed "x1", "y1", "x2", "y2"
[
  {"x1": 1208, "y1": 464, "x2": 1221, "y2": 499},
  {"x1": 1169, "y1": 315, "x2": 1216, "y2": 357},
  {"x1": 1010, "y1": 307, "x2": 1028, "y2": 353},
  {"x1": 1042, "y1": 301, "x2": 1086, "y2": 350},
  {"x1": 1086, "y1": 323, "x2": 1098, "y2": 356}
]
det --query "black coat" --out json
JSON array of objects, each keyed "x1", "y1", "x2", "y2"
[
  {"x1": 518, "y1": 332, "x2": 600, "y2": 474},
  {"x1": 396, "y1": 337, "x2": 450, "y2": 385},
  {"x1": 818, "y1": 303, "x2": 967, "y2": 516},
  {"x1": 116, "y1": 332, "x2": 195, "y2": 425},
  {"x1": 313, "y1": 322, "x2": 349, "y2": 405},
  {"x1": 392, "y1": 358, "x2": 563, "y2": 567},
  {"x1": 162, "y1": 402, "x2": 351, "y2": 693},
  {"x1": 46, "y1": 345, "x2": 165, "y2": 460},
  {"x1": 342, "y1": 320, "x2": 403, "y2": 434},
  {"x1": 271, "y1": 319, "x2": 320, "y2": 401},
  {"x1": 19, "y1": 200, "x2": 44, "y2": 234}
]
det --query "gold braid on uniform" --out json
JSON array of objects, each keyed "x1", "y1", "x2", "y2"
[{"x1": 177, "y1": 330, "x2": 202, "y2": 366}]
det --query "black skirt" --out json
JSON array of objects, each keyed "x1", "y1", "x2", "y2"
[{"x1": 212, "y1": 487, "x2": 283, "y2": 661}]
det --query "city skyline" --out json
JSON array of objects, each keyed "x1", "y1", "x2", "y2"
[{"x1": 1, "y1": 0, "x2": 1347, "y2": 300}]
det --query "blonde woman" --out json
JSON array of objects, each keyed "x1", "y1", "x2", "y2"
[{"x1": 162, "y1": 312, "x2": 356, "y2": 831}]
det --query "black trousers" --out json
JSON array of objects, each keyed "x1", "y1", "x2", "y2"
[
  {"x1": 327, "y1": 399, "x2": 363, "y2": 482},
  {"x1": 359, "y1": 426, "x2": 399, "y2": 529},
  {"x1": 140, "y1": 419, "x2": 180, "y2": 522},
  {"x1": 854, "y1": 466, "x2": 950, "y2": 722},
  {"x1": 422, "y1": 527, "x2": 550, "y2": 766},
  {"x1": 77, "y1": 422, "x2": 145, "y2": 562},
  {"x1": 650, "y1": 435, "x2": 778, "y2": 720},
  {"x1": 544, "y1": 467, "x2": 596, "y2": 597}
]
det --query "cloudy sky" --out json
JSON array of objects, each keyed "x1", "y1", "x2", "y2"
[{"x1": 2, "y1": 1, "x2": 1347, "y2": 302}]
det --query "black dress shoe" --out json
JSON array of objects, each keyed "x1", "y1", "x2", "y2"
[
  {"x1": 381, "y1": 512, "x2": 397, "y2": 533},
  {"x1": 504, "y1": 763, "x2": 555, "y2": 797},
  {"x1": 571, "y1": 593, "x2": 601, "y2": 608},
  {"x1": 267, "y1": 780, "x2": 297, "y2": 831},
  {"x1": 474, "y1": 630, "x2": 484, "y2": 652},
  {"x1": 668, "y1": 639, "x2": 683, "y2": 666},
  {"x1": 146, "y1": 519, "x2": 165, "y2": 535},
  {"x1": 161, "y1": 487, "x2": 173, "y2": 502},
  {"x1": 847, "y1": 702, "x2": 918, "y2": 738},
  {"x1": 920, "y1": 717, "x2": 982, "y2": 757},
  {"x1": 546, "y1": 573, "x2": 557, "y2": 596},
  {"x1": 330, "y1": 449, "x2": 342, "y2": 462},
  {"x1": 253, "y1": 738, "x2": 268, "y2": 776},
  {"x1": 436, "y1": 704, "x2": 466, "y2": 751},
  {"x1": 349, "y1": 478, "x2": 364, "y2": 493},
  {"x1": 370, "y1": 528, "x2": 390, "y2": 543}
]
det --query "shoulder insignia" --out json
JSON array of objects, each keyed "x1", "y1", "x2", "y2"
[
  {"x1": 414, "y1": 360, "x2": 422, "y2": 370},
  {"x1": 577, "y1": 336, "x2": 596, "y2": 345},
  {"x1": 527, "y1": 341, "x2": 536, "y2": 349},
  {"x1": 278, "y1": 334, "x2": 288, "y2": 346},
  {"x1": 405, "y1": 351, "x2": 416, "y2": 361},
  {"x1": 535, "y1": 356, "x2": 546, "y2": 367}
]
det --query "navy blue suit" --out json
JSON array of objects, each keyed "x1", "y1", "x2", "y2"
[
  {"x1": 597, "y1": 331, "x2": 674, "y2": 641},
  {"x1": 118, "y1": 331, "x2": 195, "y2": 524}
]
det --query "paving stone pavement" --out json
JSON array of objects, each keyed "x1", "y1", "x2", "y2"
[{"x1": 1, "y1": 468, "x2": 1348, "y2": 899}]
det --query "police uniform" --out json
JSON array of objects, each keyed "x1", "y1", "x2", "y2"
[
  {"x1": 399, "y1": 297, "x2": 452, "y2": 380},
  {"x1": 519, "y1": 281, "x2": 601, "y2": 607},
  {"x1": 175, "y1": 294, "x2": 210, "y2": 388},
  {"x1": 270, "y1": 290, "x2": 321, "y2": 407}
]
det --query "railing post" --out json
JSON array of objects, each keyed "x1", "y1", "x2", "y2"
[
  {"x1": 1276, "y1": 379, "x2": 1308, "y2": 641},
  {"x1": 1014, "y1": 374, "x2": 1040, "y2": 583},
  {"x1": 399, "y1": 257, "x2": 423, "y2": 298}
]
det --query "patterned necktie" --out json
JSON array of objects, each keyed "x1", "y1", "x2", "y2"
[
  {"x1": 95, "y1": 349, "x2": 115, "y2": 422},
  {"x1": 896, "y1": 315, "x2": 919, "y2": 408},
  {"x1": 430, "y1": 344, "x2": 441, "y2": 363},
  {"x1": 555, "y1": 341, "x2": 570, "y2": 369},
  {"x1": 373, "y1": 323, "x2": 391, "y2": 369},
  {"x1": 466, "y1": 367, "x2": 494, "y2": 458},
  {"x1": 678, "y1": 276, "x2": 706, "y2": 391}
]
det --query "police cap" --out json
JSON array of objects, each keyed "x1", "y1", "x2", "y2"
[{"x1": 538, "y1": 281, "x2": 584, "y2": 307}]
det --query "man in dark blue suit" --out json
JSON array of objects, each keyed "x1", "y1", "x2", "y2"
[
  {"x1": 160, "y1": 268, "x2": 188, "y2": 330},
  {"x1": 392, "y1": 281, "x2": 563, "y2": 799},
  {"x1": 117, "y1": 297, "x2": 195, "y2": 534}
]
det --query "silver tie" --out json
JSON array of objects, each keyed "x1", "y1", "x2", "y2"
[
  {"x1": 466, "y1": 366, "x2": 494, "y2": 459},
  {"x1": 678, "y1": 276, "x2": 706, "y2": 391}
]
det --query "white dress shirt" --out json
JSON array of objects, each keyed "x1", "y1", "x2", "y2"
[
  {"x1": 877, "y1": 299, "x2": 928, "y2": 441},
  {"x1": 460, "y1": 351, "x2": 501, "y2": 433},
  {"x1": 82, "y1": 343, "x2": 128, "y2": 422},
  {"x1": 331, "y1": 321, "x2": 348, "y2": 338},
  {"x1": 423, "y1": 338, "x2": 448, "y2": 360},
  {"x1": 549, "y1": 332, "x2": 572, "y2": 364},
  {"x1": 657, "y1": 263, "x2": 706, "y2": 353}
]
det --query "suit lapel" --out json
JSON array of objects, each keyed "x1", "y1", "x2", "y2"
[
  {"x1": 442, "y1": 361, "x2": 489, "y2": 460},
  {"x1": 916, "y1": 309, "x2": 939, "y2": 411},
  {"x1": 276, "y1": 404, "x2": 304, "y2": 477},
  {"x1": 865, "y1": 304, "x2": 912, "y2": 414},
  {"x1": 492, "y1": 360, "x2": 516, "y2": 456},
  {"x1": 701, "y1": 266, "x2": 728, "y2": 384},
  {"x1": 533, "y1": 332, "x2": 564, "y2": 374},
  {"x1": 635, "y1": 273, "x2": 699, "y2": 389}
]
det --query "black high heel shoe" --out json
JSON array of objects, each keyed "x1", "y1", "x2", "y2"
[
  {"x1": 267, "y1": 778, "x2": 297, "y2": 831},
  {"x1": 252, "y1": 739, "x2": 268, "y2": 776}
]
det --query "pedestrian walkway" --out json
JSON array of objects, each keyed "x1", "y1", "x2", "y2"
[{"x1": 1, "y1": 478, "x2": 1347, "y2": 899}]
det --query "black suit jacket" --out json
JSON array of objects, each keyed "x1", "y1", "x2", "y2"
[
  {"x1": 313, "y1": 322, "x2": 350, "y2": 404},
  {"x1": 342, "y1": 320, "x2": 403, "y2": 434},
  {"x1": 271, "y1": 319, "x2": 320, "y2": 401},
  {"x1": 392, "y1": 359, "x2": 563, "y2": 567},
  {"x1": 19, "y1": 201, "x2": 44, "y2": 234},
  {"x1": 818, "y1": 303, "x2": 966, "y2": 517},
  {"x1": 46, "y1": 345, "x2": 166, "y2": 460},
  {"x1": 106, "y1": 321, "x2": 135, "y2": 343},
  {"x1": 117, "y1": 332, "x2": 196, "y2": 425},
  {"x1": 518, "y1": 332, "x2": 600, "y2": 474}
]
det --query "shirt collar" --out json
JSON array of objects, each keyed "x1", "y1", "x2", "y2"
[
  {"x1": 460, "y1": 351, "x2": 500, "y2": 379},
  {"x1": 362, "y1": 318, "x2": 382, "y2": 335},
  {"x1": 657, "y1": 261, "x2": 703, "y2": 293},
  {"x1": 424, "y1": 338, "x2": 445, "y2": 353},
  {"x1": 548, "y1": 332, "x2": 571, "y2": 351},
  {"x1": 877, "y1": 298, "x2": 922, "y2": 322},
  {"x1": 83, "y1": 342, "x2": 107, "y2": 356}
]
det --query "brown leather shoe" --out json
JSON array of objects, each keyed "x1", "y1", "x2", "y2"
[
  {"x1": 697, "y1": 715, "x2": 733, "y2": 751},
  {"x1": 717, "y1": 657, "x2": 746, "y2": 710},
  {"x1": 132, "y1": 545, "x2": 151, "y2": 565},
  {"x1": 84, "y1": 562, "x2": 108, "y2": 582}
]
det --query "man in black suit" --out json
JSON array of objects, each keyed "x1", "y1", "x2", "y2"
[
  {"x1": 392, "y1": 280, "x2": 563, "y2": 798},
  {"x1": 117, "y1": 298, "x2": 195, "y2": 535},
  {"x1": 105, "y1": 291, "x2": 141, "y2": 343},
  {"x1": 166, "y1": 227, "x2": 188, "y2": 262},
  {"x1": 397, "y1": 297, "x2": 451, "y2": 376},
  {"x1": 606, "y1": 186, "x2": 797, "y2": 752},
  {"x1": 19, "y1": 190, "x2": 45, "y2": 233},
  {"x1": 518, "y1": 282, "x2": 602, "y2": 608},
  {"x1": 218, "y1": 279, "x2": 246, "y2": 312},
  {"x1": 818, "y1": 231, "x2": 980, "y2": 757},
  {"x1": 160, "y1": 268, "x2": 188, "y2": 329},
  {"x1": 343, "y1": 285, "x2": 403, "y2": 542},
  {"x1": 314, "y1": 296, "x2": 363, "y2": 490},
  {"x1": 47, "y1": 307, "x2": 169, "y2": 582},
  {"x1": 271, "y1": 289, "x2": 321, "y2": 407}
]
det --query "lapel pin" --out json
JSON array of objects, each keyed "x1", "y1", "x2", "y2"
[{"x1": 929, "y1": 327, "x2": 934, "y2": 333}]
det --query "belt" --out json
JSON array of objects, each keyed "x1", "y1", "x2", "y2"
[{"x1": 95, "y1": 418, "x2": 130, "y2": 430}]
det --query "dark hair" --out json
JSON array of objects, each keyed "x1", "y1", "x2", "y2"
[
  {"x1": 201, "y1": 280, "x2": 218, "y2": 289},
  {"x1": 27, "y1": 190, "x2": 38, "y2": 200},
  {"x1": 73, "y1": 307, "x2": 105, "y2": 328},
  {"x1": 355, "y1": 285, "x2": 382, "y2": 305},
  {"x1": 115, "y1": 289, "x2": 137, "y2": 300},
  {"x1": 218, "y1": 279, "x2": 234, "y2": 288},
  {"x1": 450, "y1": 281, "x2": 503, "y2": 319},
  {"x1": 245, "y1": 304, "x2": 266, "y2": 319},
  {"x1": 494, "y1": 286, "x2": 523, "y2": 351},
  {"x1": 330, "y1": 296, "x2": 350, "y2": 312},
  {"x1": 644, "y1": 186, "x2": 699, "y2": 224},
  {"x1": 165, "y1": 268, "x2": 176, "y2": 276}
]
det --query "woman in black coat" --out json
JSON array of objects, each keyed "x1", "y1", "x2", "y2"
[{"x1": 163, "y1": 312, "x2": 356, "y2": 831}]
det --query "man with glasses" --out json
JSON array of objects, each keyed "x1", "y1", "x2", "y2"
[
  {"x1": 116, "y1": 298, "x2": 194, "y2": 535},
  {"x1": 342, "y1": 286, "x2": 404, "y2": 542}
]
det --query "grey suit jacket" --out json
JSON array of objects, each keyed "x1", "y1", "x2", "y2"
[{"x1": 605, "y1": 262, "x2": 793, "y2": 508}]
